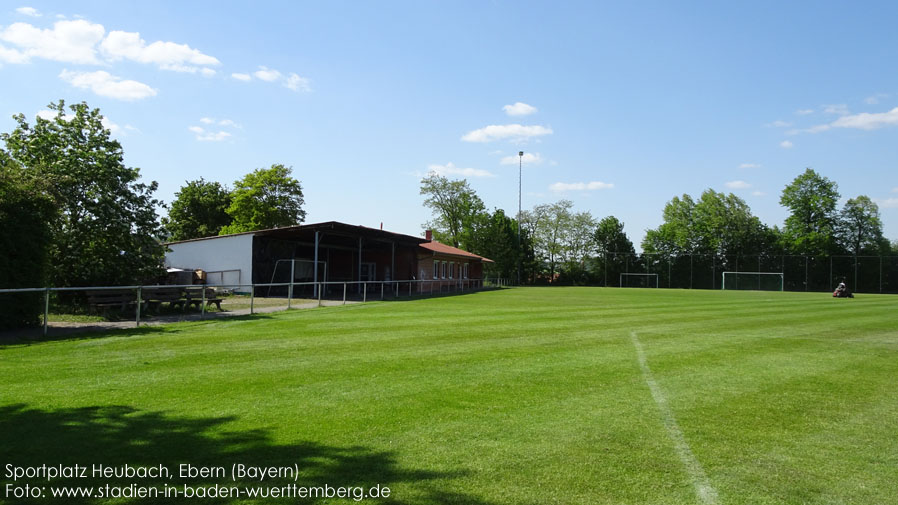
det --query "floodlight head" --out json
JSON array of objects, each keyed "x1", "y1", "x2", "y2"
[{"x1": 519, "y1": 151, "x2": 524, "y2": 157}]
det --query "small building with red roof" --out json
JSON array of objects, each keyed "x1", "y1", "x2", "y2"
[{"x1": 414, "y1": 230, "x2": 493, "y2": 292}]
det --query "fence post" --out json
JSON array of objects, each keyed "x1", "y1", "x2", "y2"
[
  {"x1": 318, "y1": 282, "x2": 322, "y2": 307},
  {"x1": 250, "y1": 285, "x2": 255, "y2": 315},
  {"x1": 43, "y1": 288, "x2": 50, "y2": 337},
  {"x1": 408, "y1": 281, "x2": 412, "y2": 297},
  {"x1": 343, "y1": 283, "x2": 347, "y2": 305},
  {"x1": 395, "y1": 282, "x2": 398, "y2": 297},
  {"x1": 287, "y1": 280, "x2": 292, "y2": 310},
  {"x1": 363, "y1": 282, "x2": 367, "y2": 302},
  {"x1": 201, "y1": 287, "x2": 206, "y2": 317},
  {"x1": 136, "y1": 286, "x2": 142, "y2": 327}
]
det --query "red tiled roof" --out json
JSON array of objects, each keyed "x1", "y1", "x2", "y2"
[{"x1": 419, "y1": 241, "x2": 494, "y2": 263}]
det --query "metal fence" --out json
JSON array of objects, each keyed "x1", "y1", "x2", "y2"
[
  {"x1": 592, "y1": 253, "x2": 898, "y2": 293},
  {"x1": 0, "y1": 278, "x2": 491, "y2": 337}
]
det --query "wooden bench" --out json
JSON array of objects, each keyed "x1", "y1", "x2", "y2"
[
  {"x1": 142, "y1": 287, "x2": 186, "y2": 311},
  {"x1": 184, "y1": 287, "x2": 224, "y2": 311},
  {"x1": 87, "y1": 289, "x2": 137, "y2": 314}
]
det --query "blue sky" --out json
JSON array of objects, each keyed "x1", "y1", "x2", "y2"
[{"x1": 2, "y1": 1, "x2": 897, "y2": 248}]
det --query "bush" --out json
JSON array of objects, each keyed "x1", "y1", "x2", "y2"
[{"x1": 0, "y1": 164, "x2": 54, "y2": 329}]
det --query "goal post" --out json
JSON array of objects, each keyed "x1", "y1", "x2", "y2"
[
  {"x1": 619, "y1": 273, "x2": 659, "y2": 288},
  {"x1": 721, "y1": 271, "x2": 784, "y2": 291}
]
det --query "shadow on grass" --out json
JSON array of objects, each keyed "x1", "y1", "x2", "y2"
[
  {"x1": 0, "y1": 404, "x2": 499, "y2": 505},
  {"x1": 0, "y1": 312, "x2": 279, "y2": 349}
]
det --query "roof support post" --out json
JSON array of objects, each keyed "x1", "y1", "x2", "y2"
[{"x1": 313, "y1": 231, "x2": 319, "y2": 297}]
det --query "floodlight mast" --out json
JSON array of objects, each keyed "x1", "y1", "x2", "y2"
[{"x1": 517, "y1": 151, "x2": 523, "y2": 286}]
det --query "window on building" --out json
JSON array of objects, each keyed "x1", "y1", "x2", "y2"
[
  {"x1": 433, "y1": 260, "x2": 439, "y2": 279},
  {"x1": 463, "y1": 263, "x2": 468, "y2": 279},
  {"x1": 449, "y1": 262, "x2": 454, "y2": 279},
  {"x1": 441, "y1": 261, "x2": 447, "y2": 279}
]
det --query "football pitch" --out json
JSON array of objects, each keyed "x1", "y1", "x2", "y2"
[{"x1": 2, "y1": 287, "x2": 897, "y2": 504}]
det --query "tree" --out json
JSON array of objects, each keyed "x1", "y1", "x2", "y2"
[
  {"x1": 163, "y1": 178, "x2": 232, "y2": 240},
  {"x1": 594, "y1": 216, "x2": 635, "y2": 254},
  {"x1": 837, "y1": 196, "x2": 884, "y2": 255},
  {"x1": 419, "y1": 173, "x2": 486, "y2": 250},
  {"x1": 525, "y1": 200, "x2": 574, "y2": 280},
  {"x1": 471, "y1": 209, "x2": 535, "y2": 281},
  {"x1": 2, "y1": 100, "x2": 165, "y2": 287},
  {"x1": 780, "y1": 168, "x2": 840, "y2": 255},
  {"x1": 643, "y1": 190, "x2": 777, "y2": 260},
  {"x1": 220, "y1": 164, "x2": 306, "y2": 234},
  {"x1": 0, "y1": 152, "x2": 55, "y2": 328},
  {"x1": 642, "y1": 195, "x2": 697, "y2": 255}
]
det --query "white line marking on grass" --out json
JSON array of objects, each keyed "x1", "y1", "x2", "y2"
[{"x1": 630, "y1": 331, "x2": 719, "y2": 505}]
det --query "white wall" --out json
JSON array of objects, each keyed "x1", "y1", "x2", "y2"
[{"x1": 164, "y1": 234, "x2": 254, "y2": 288}]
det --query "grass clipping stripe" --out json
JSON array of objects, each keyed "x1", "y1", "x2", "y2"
[{"x1": 630, "y1": 332, "x2": 719, "y2": 505}]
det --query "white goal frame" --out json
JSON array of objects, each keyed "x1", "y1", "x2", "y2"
[
  {"x1": 619, "y1": 273, "x2": 659, "y2": 288},
  {"x1": 721, "y1": 271, "x2": 784, "y2": 291}
]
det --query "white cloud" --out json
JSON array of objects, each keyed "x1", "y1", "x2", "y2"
[
  {"x1": 796, "y1": 109, "x2": 814, "y2": 115},
  {"x1": 739, "y1": 163, "x2": 761, "y2": 169},
  {"x1": 99, "y1": 30, "x2": 219, "y2": 72},
  {"x1": 822, "y1": 104, "x2": 849, "y2": 115},
  {"x1": 461, "y1": 124, "x2": 553, "y2": 143},
  {"x1": 35, "y1": 109, "x2": 57, "y2": 121},
  {"x1": 101, "y1": 117, "x2": 120, "y2": 134},
  {"x1": 231, "y1": 72, "x2": 251, "y2": 81},
  {"x1": 284, "y1": 72, "x2": 311, "y2": 92},
  {"x1": 199, "y1": 117, "x2": 239, "y2": 128},
  {"x1": 874, "y1": 197, "x2": 898, "y2": 209},
  {"x1": 0, "y1": 19, "x2": 105, "y2": 64},
  {"x1": 865, "y1": 93, "x2": 888, "y2": 105},
  {"x1": 549, "y1": 181, "x2": 613, "y2": 192},
  {"x1": 427, "y1": 162, "x2": 494, "y2": 178},
  {"x1": 59, "y1": 69, "x2": 157, "y2": 100},
  {"x1": 0, "y1": 44, "x2": 28, "y2": 63},
  {"x1": 500, "y1": 152, "x2": 543, "y2": 165},
  {"x1": 780, "y1": 140, "x2": 793, "y2": 149},
  {"x1": 15, "y1": 6, "x2": 41, "y2": 17},
  {"x1": 752, "y1": 191, "x2": 766, "y2": 197},
  {"x1": 188, "y1": 125, "x2": 231, "y2": 142},
  {"x1": 201, "y1": 67, "x2": 216, "y2": 77},
  {"x1": 828, "y1": 107, "x2": 898, "y2": 131},
  {"x1": 765, "y1": 120, "x2": 791, "y2": 128},
  {"x1": 503, "y1": 102, "x2": 537, "y2": 116},
  {"x1": 253, "y1": 66, "x2": 281, "y2": 81},
  {"x1": 892, "y1": 187, "x2": 898, "y2": 193},
  {"x1": 725, "y1": 180, "x2": 752, "y2": 189}
]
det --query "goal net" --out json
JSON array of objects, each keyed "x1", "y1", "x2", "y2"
[
  {"x1": 721, "y1": 271, "x2": 783, "y2": 291},
  {"x1": 619, "y1": 273, "x2": 659, "y2": 288}
]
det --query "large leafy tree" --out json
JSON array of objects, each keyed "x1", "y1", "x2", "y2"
[
  {"x1": 163, "y1": 178, "x2": 232, "y2": 240},
  {"x1": 837, "y1": 195, "x2": 885, "y2": 255},
  {"x1": 220, "y1": 164, "x2": 306, "y2": 234},
  {"x1": 594, "y1": 216, "x2": 636, "y2": 254},
  {"x1": 524, "y1": 200, "x2": 574, "y2": 279},
  {"x1": 780, "y1": 168, "x2": 841, "y2": 255},
  {"x1": 642, "y1": 194, "x2": 697, "y2": 255},
  {"x1": 419, "y1": 173, "x2": 486, "y2": 250},
  {"x1": 0, "y1": 152, "x2": 54, "y2": 327},
  {"x1": 471, "y1": 209, "x2": 535, "y2": 281},
  {"x1": 2, "y1": 100, "x2": 165, "y2": 287},
  {"x1": 643, "y1": 190, "x2": 775, "y2": 256}
]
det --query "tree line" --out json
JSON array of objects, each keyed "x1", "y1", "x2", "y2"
[{"x1": 422, "y1": 168, "x2": 895, "y2": 285}]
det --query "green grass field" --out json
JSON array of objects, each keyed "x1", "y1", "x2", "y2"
[{"x1": 2, "y1": 287, "x2": 897, "y2": 504}]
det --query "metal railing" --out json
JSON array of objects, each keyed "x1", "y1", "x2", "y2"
[{"x1": 0, "y1": 278, "x2": 491, "y2": 336}]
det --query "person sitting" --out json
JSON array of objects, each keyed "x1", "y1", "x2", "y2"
[{"x1": 833, "y1": 278, "x2": 854, "y2": 298}]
